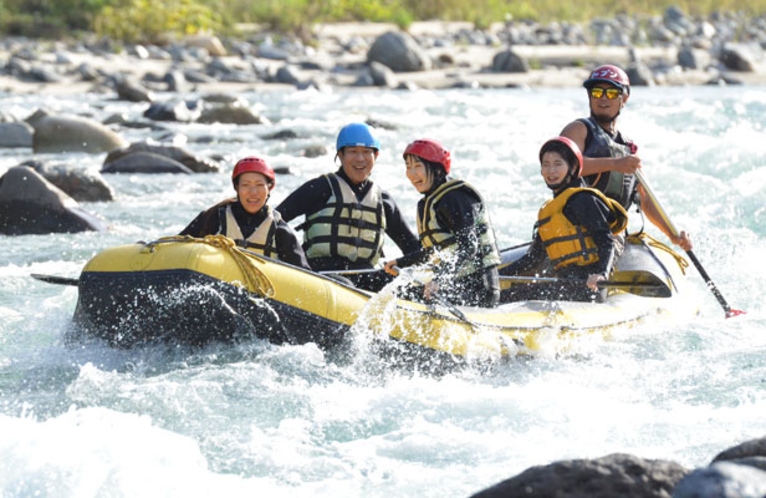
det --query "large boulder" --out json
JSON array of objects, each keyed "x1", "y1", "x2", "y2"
[
  {"x1": 367, "y1": 31, "x2": 433, "y2": 72},
  {"x1": 672, "y1": 462, "x2": 766, "y2": 498},
  {"x1": 25, "y1": 109, "x2": 128, "y2": 154},
  {"x1": 720, "y1": 43, "x2": 760, "y2": 72},
  {"x1": 197, "y1": 103, "x2": 267, "y2": 125},
  {"x1": 0, "y1": 166, "x2": 107, "y2": 235},
  {"x1": 143, "y1": 99, "x2": 202, "y2": 122},
  {"x1": 712, "y1": 437, "x2": 766, "y2": 463},
  {"x1": 23, "y1": 160, "x2": 115, "y2": 202},
  {"x1": 0, "y1": 121, "x2": 34, "y2": 148},
  {"x1": 470, "y1": 453, "x2": 688, "y2": 498},
  {"x1": 104, "y1": 142, "x2": 222, "y2": 173},
  {"x1": 491, "y1": 49, "x2": 530, "y2": 73},
  {"x1": 102, "y1": 151, "x2": 193, "y2": 174}
]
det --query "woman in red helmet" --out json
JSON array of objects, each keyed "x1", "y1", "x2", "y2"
[
  {"x1": 383, "y1": 138, "x2": 501, "y2": 308},
  {"x1": 179, "y1": 156, "x2": 311, "y2": 270},
  {"x1": 500, "y1": 137, "x2": 628, "y2": 303}
]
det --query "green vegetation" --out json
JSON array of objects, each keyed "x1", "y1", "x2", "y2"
[
  {"x1": 1, "y1": 0, "x2": 764, "y2": 42},
  {"x1": 93, "y1": 0, "x2": 223, "y2": 44}
]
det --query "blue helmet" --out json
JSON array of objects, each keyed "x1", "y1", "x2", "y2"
[{"x1": 336, "y1": 122, "x2": 380, "y2": 152}]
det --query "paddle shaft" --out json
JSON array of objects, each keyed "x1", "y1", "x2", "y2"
[
  {"x1": 635, "y1": 170, "x2": 741, "y2": 317},
  {"x1": 319, "y1": 268, "x2": 382, "y2": 276},
  {"x1": 500, "y1": 275, "x2": 662, "y2": 289},
  {"x1": 392, "y1": 266, "x2": 476, "y2": 326}
]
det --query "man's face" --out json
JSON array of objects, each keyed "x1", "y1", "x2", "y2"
[
  {"x1": 339, "y1": 146, "x2": 377, "y2": 185},
  {"x1": 588, "y1": 84, "x2": 628, "y2": 123}
]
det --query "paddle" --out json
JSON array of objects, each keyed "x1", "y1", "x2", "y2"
[
  {"x1": 500, "y1": 275, "x2": 666, "y2": 290},
  {"x1": 31, "y1": 273, "x2": 79, "y2": 286},
  {"x1": 634, "y1": 169, "x2": 744, "y2": 318},
  {"x1": 319, "y1": 268, "x2": 381, "y2": 276},
  {"x1": 391, "y1": 266, "x2": 480, "y2": 328}
]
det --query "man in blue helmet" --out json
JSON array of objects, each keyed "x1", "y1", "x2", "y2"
[{"x1": 277, "y1": 122, "x2": 420, "y2": 291}]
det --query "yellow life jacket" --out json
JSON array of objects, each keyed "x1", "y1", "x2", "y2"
[
  {"x1": 537, "y1": 187, "x2": 628, "y2": 269},
  {"x1": 303, "y1": 173, "x2": 386, "y2": 265},
  {"x1": 223, "y1": 204, "x2": 279, "y2": 258},
  {"x1": 418, "y1": 179, "x2": 501, "y2": 277}
]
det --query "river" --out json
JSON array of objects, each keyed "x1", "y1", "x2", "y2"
[{"x1": 1, "y1": 85, "x2": 765, "y2": 497}]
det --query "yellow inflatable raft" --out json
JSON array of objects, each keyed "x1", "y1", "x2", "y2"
[{"x1": 70, "y1": 233, "x2": 693, "y2": 363}]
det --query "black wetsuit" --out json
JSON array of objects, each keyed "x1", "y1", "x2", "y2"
[
  {"x1": 277, "y1": 168, "x2": 419, "y2": 290},
  {"x1": 396, "y1": 177, "x2": 500, "y2": 308},
  {"x1": 500, "y1": 178, "x2": 619, "y2": 303},
  {"x1": 180, "y1": 199, "x2": 311, "y2": 270}
]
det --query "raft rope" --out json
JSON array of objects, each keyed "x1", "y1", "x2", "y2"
[
  {"x1": 629, "y1": 232, "x2": 689, "y2": 275},
  {"x1": 144, "y1": 234, "x2": 276, "y2": 298}
]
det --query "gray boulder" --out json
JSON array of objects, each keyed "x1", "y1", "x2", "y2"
[
  {"x1": 491, "y1": 49, "x2": 530, "y2": 73},
  {"x1": 114, "y1": 76, "x2": 155, "y2": 102},
  {"x1": 672, "y1": 462, "x2": 766, "y2": 498},
  {"x1": 368, "y1": 61, "x2": 399, "y2": 87},
  {"x1": 0, "y1": 166, "x2": 107, "y2": 235},
  {"x1": 26, "y1": 109, "x2": 128, "y2": 154},
  {"x1": 0, "y1": 121, "x2": 34, "y2": 148},
  {"x1": 23, "y1": 160, "x2": 114, "y2": 202},
  {"x1": 197, "y1": 103, "x2": 266, "y2": 125},
  {"x1": 367, "y1": 31, "x2": 433, "y2": 72},
  {"x1": 470, "y1": 453, "x2": 688, "y2": 498},
  {"x1": 104, "y1": 142, "x2": 222, "y2": 173},
  {"x1": 713, "y1": 437, "x2": 766, "y2": 463},
  {"x1": 143, "y1": 99, "x2": 201, "y2": 122},
  {"x1": 720, "y1": 43, "x2": 760, "y2": 71},
  {"x1": 102, "y1": 151, "x2": 193, "y2": 174},
  {"x1": 678, "y1": 47, "x2": 712, "y2": 70}
]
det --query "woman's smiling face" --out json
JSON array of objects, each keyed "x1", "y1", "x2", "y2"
[
  {"x1": 405, "y1": 155, "x2": 433, "y2": 193},
  {"x1": 236, "y1": 171, "x2": 270, "y2": 213},
  {"x1": 540, "y1": 151, "x2": 570, "y2": 188}
]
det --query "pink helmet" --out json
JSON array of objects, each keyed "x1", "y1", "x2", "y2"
[
  {"x1": 583, "y1": 64, "x2": 630, "y2": 94},
  {"x1": 539, "y1": 136, "x2": 583, "y2": 177},
  {"x1": 403, "y1": 139, "x2": 452, "y2": 174},
  {"x1": 232, "y1": 156, "x2": 275, "y2": 189}
]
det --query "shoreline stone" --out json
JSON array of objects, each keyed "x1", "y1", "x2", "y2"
[{"x1": 3, "y1": 13, "x2": 766, "y2": 97}]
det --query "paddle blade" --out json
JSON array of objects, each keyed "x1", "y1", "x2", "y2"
[
  {"x1": 725, "y1": 308, "x2": 746, "y2": 319},
  {"x1": 31, "y1": 273, "x2": 79, "y2": 286}
]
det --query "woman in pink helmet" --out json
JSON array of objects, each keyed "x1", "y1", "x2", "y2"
[
  {"x1": 500, "y1": 137, "x2": 628, "y2": 303},
  {"x1": 384, "y1": 138, "x2": 501, "y2": 308},
  {"x1": 558, "y1": 64, "x2": 692, "y2": 252},
  {"x1": 180, "y1": 155, "x2": 310, "y2": 270}
]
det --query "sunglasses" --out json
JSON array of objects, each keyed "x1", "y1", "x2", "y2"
[{"x1": 589, "y1": 87, "x2": 623, "y2": 100}]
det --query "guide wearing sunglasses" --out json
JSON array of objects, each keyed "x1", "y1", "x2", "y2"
[{"x1": 556, "y1": 64, "x2": 693, "y2": 253}]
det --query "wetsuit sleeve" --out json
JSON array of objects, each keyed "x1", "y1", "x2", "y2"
[
  {"x1": 564, "y1": 191, "x2": 617, "y2": 276},
  {"x1": 394, "y1": 247, "x2": 429, "y2": 269},
  {"x1": 275, "y1": 176, "x2": 332, "y2": 224},
  {"x1": 381, "y1": 191, "x2": 420, "y2": 254},
  {"x1": 432, "y1": 189, "x2": 486, "y2": 277},
  {"x1": 274, "y1": 220, "x2": 312, "y2": 270},
  {"x1": 498, "y1": 234, "x2": 545, "y2": 276},
  {"x1": 179, "y1": 199, "x2": 232, "y2": 237}
]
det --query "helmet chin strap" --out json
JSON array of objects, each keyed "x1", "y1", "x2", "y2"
[{"x1": 546, "y1": 172, "x2": 573, "y2": 192}]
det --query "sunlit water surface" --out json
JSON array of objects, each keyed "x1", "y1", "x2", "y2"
[{"x1": 1, "y1": 86, "x2": 765, "y2": 497}]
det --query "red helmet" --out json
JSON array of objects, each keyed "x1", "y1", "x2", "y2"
[
  {"x1": 583, "y1": 64, "x2": 630, "y2": 94},
  {"x1": 539, "y1": 136, "x2": 583, "y2": 177},
  {"x1": 232, "y1": 156, "x2": 275, "y2": 189},
  {"x1": 403, "y1": 139, "x2": 451, "y2": 174}
]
